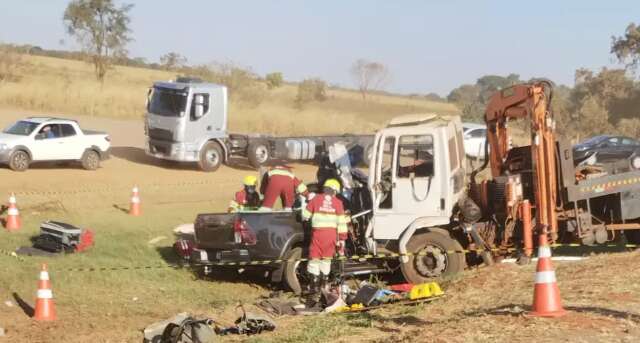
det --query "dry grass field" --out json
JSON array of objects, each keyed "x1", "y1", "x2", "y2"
[
  {"x1": 0, "y1": 58, "x2": 638, "y2": 342},
  {"x1": 0, "y1": 55, "x2": 459, "y2": 136}
]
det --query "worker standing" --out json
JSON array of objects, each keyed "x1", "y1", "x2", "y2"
[
  {"x1": 301, "y1": 178, "x2": 348, "y2": 306},
  {"x1": 259, "y1": 165, "x2": 308, "y2": 210},
  {"x1": 228, "y1": 175, "x2": 262, "y2": 212}
]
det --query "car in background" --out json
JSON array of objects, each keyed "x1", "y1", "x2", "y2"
[
  {"x1": 462, "y1": 123, "x2": 487, "y2": 159},
  {"x1": 0, "y1": 117, "x2": 111, "y2": 171},
  {"x1": 573, "y1": 135, "x2": 640, "y2": 166}
]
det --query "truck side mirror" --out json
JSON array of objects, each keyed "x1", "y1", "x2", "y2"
[{"x1": 194, "y1": 94, "x2": 205, "y2": 118}]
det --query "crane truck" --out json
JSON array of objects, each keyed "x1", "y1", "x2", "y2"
[{"x1": 191, "y1": 81, "x2": 640, "y2": 293}]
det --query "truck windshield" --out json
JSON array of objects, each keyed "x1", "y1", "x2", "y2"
[
  {"x1": 148, "y1": 87, "x2": 188, "y2": 117},
  {"x1": 3, "y1": 121, "x2": 39, "y2": 136}
]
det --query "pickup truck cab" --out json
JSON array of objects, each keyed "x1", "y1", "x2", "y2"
[{"x1": 0, "y1": 117, "x2": 111, "y2": 171}]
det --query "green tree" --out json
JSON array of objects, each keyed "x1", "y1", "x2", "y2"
[
  {"x1": 447, "y1": 84, "x2": 483, "y2": 122},
  {"x1": 611, "y1": 23, "x2": 640, "y2": 71},
  {"x1": 63, "y1": 0, "x2": 134, "y2": 83},
  {"x1": 265, "y1": 72, "x2": 284, "y2": 89}
]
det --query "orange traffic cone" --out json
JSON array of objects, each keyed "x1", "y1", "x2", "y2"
[
  {"x1": 5, "y1": 193, "x2": 21, "y2": 231},
  {"x1": 34, "y1": 264, "x2": 56, "y2": 321},
  {"x1": 529, "y1": 245, "x2": 566, "y2": 317},
  {"x1": 129, "y1": 185, "x2": 141, "y2": 216}
]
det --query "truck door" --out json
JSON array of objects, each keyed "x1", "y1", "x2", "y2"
[
  {"x1": 371, "y1": 131, "x2": 442, "y2": 240},
  {"x1": 58, "y1": 123, "x2": 85, "y2": 159},
  {"x1": 30, "y1": 124, "x2": 63, "y2": 160}
]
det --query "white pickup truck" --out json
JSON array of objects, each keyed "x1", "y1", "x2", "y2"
[{"x1": 0, "y1": 117, "x2": 111, "y2": 171}]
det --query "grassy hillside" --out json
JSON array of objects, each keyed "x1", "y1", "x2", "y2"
[{"x1": 0, "y1": 55, "x2": 459, "y2": 135}]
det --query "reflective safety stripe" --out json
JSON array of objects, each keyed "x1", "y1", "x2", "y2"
[
  {"x1": 538, "y1": 246, "x2": 551, "y2": 258},
  {"x1": 40, "y1": 271, "x2": 49, "y2": 280},
  {"x1": 337, "y1": 215, "x2": 349, "y2": 233},
  {"x1": 296, "y1": 183, "x2": 308, "y2": 194},
  {"x1": 37, "y1": 289, "x2": 53, "y2": 299},
  {"x1": 535, "y1": 271, "x2": 556, "y2": 284},
  {"x1": 9, "y1": 196, "x2": 16, "y2": 204},
  {"x1": 131, "y1": 197, "x2": 140, "y2": 204},
  {"x1": 311, "y1": 212, "x2": 340, "y2": 227},
  {"x1": 268, "y1": 169, "x2": 294, "y2": 178},
  {"x1": 8, "y1": 208, "x2": 19, "y2": 215}
]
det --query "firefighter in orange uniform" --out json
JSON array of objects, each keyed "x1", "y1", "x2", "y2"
[
  {"x1": 260, "y1": 165, "x2": 308, "y2": 210},
  {"x1": 228, "y1": 175, "x2": 262, "y2": 212},
  {"x1": 301, "y1": 178, "x2": 348, "y2": 305}
]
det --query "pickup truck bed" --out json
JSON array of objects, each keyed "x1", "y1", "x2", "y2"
[{"x1": 192, "y1": 211, "x2": 304, "y2": 266}]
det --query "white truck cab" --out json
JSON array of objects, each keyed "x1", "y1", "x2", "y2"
[{"x1": 366, "y1": 114, "x2": 468, "y2": 283}]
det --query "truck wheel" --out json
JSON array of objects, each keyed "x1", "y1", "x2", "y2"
[
  {"x1": 247, "y1": 140, "x2": 270, "y2": 169},
  {"x1": 624, "y1": 230, "x2": 640, "y2": 245},
  {"x1": 400, "y1": 231, "x2": 465, "y2": 284},
  {"x1": 198, "y1": 141, "x2": 223, "y2": 172},
  {"x1": 81, "y1": 150, "x2": 100, "y2": 170},
  {"x1": 9, "y1": 150, "x2": 30, "y2": 171},
  {"x1": 283, "y1": 247, "x2": 307, "y2": 295}
]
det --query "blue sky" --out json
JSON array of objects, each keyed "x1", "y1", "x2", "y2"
[{"x1": 0, "y1": 0, "x2": 637, "y2": 95}]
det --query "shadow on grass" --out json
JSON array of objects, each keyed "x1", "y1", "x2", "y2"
[
  {"x1": 110, "y1": 146, "x2": 258, "y2": 171},
  {"x1": 112, "y1": 204, "x2": 129, "y2": 214},
  {"x1": 12, "y1": 292, "x2": 34, "y2": 318},
  {"x1": 154, "y1": 246, "x2": 275, "y2": 289},
  {"x1": 459, "y1": 303, "x2": 640, "y2": 323}
]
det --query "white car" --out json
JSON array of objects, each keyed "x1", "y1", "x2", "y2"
[
  {"x1": 0, "y1": 117, "x2": 111, "y2": 171},
  {"x1": 462, "y1": 123, "x2": 487, "y2": 159}
]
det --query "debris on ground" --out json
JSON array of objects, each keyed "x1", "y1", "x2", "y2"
[
  {"x1": 173, "y1": 223, "x2": 195, "y2": 260},
  {"x1": 0, "y1": 326, "x2": 5, "y2": 337},
  {"x1": 147, "y1": 236, "x2": 167, "y2": 245},
  {"x1": 15, "y1": 221, "x2": 94, "y2": 256},
  {"x1": 142, "y1": 312, "x2": 190, "y2": 343}
]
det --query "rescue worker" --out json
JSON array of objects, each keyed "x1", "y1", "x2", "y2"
[
  {"x1": 228, "y1": 175, "x2": 262, "y2": 212},
  {"x1": 301, "y1": 178, "x2": 349, "y2": 306},
  {"x1": 259, "y1": 165, "x2": 308, "y2": 210}
]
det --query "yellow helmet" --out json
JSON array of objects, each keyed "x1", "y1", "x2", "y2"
[
  {"x1": 243, "y1": 175, "x2": 258, "y2": 186},
  {"x1": 323, "y1": 178, "x2": 341, "y2": 192}
]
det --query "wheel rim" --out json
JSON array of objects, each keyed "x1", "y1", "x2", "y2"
[
  {"x1": 88, "y1": 153, "x2": 99, "y2": 168},
  {"x1": 414, "y1": 244, "x2": 448, "y2": 278},
  {"x1": 254, "y1": 145, "x2": 269, "y2": 164},
  {"x1": 206, "y1": 149, "x2": 219, "y2": 166},
  {"x1": 14, "y1": 153, "x2": 28, "y2": 170}
]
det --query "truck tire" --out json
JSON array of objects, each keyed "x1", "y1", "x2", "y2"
[
  {"x1": 624, "y1": 230, "x2": 640, "y2": 245},
  {"x1": 400, "y1": 231, "x2": 465, "y2": 284},
  {"x1": 283, "y1": 247, "x2": 306, "y2": 295},
  {"x1": 81, "y1": 150, "x2": 100, "y2": 170},
  {"x1": 8, "y1": 150, "x2": 30, "y2": 171},
  {"x1": 198, "y1": 141, "x2": 223, "y2": 172},
  {"x1": 247, "y1": 140, "x2": 270, "y2": 169}
]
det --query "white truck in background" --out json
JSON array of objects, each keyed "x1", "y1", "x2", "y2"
[
  {"x1": 145, "y1": 77, "x2": 374, "y2": 171},
  {"x1": 0, "y1": 117, "x2": 111, "y2": 171}
]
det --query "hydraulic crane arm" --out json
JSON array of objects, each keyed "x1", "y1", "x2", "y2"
[{"x1": 484, "y1": 81, "x2": 558, "y2": 240}]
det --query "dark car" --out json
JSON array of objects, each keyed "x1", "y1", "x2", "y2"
[{"x1": 573, "y1": 135, "x2": 640, "y2": 166}]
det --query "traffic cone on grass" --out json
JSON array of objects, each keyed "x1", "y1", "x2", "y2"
[
  {"x1": 129, "y1": 185, "x2": 141, "y2": 216},
  {"x1": 5, "y1": 193, "x2": 21, "y2": 231},
  {"x1": 529, "y1": 244, "x2": 566, "y2": 317},
  {"x1": 34, "y1": 264, "x2": 56, "y2": 321}
]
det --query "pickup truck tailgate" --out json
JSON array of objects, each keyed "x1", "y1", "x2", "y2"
[{"x1": 194, "y1": 213, "x2": 237, "y2": 250}]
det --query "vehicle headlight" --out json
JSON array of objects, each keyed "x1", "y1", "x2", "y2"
[{"x1": 0, "y1": 143, "x2": 9, "y2": 151}]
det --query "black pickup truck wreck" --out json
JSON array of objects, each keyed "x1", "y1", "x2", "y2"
[{"x1": 191, "y1": 162, "x2": 379, "y2": 294}]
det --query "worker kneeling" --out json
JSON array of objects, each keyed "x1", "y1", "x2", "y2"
[
  {"x1": 302, "y1": 178, "x2": 348, "y2": 308},
  {"x1": 228, "y1": 175, "x2": 262, "y2": 212},
  {"x1": 260, "y1": 165, "x2": 308, "y2": 211}
]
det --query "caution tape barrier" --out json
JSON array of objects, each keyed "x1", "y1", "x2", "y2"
[{"x1": 0, "y1": 243, "x2": 637, "y2": 272}]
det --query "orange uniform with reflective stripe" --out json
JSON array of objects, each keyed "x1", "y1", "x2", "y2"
[
  {"x1": 302, "y1": 194, "x2": 348, "y2": 259},
  {"x1": 260, "y1": 166, "x2": 308, "y2": 209}
]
